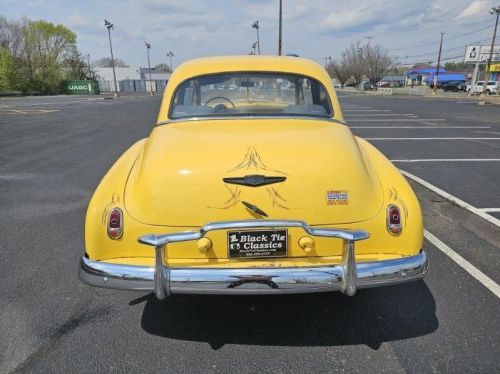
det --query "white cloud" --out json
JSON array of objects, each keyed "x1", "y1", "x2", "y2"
[{"x1": 456, "y1": 0, "x2": 490, "y2": 19}]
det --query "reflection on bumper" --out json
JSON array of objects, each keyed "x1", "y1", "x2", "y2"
[{"x1": 79, "y1": 251, "x2": 428, "y2": 298}]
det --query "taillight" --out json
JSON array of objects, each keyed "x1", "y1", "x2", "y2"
[
  {"x1": 108, "y1": 208, "x2": 123, "y2": 239},
  {"x1": 387, "y1": 204, "x2": 402, "y2": 235}
]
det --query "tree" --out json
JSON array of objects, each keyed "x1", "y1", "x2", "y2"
[
  {"x1": 21, "y1": 20, "x2": 77, "y2": 93},
  {"x1": 327, "y1": 54, "x2": 351, "y2": 88},
  {"x1": 154, "y1": 63, "x2": 171, "y2": 72},
  {"x1": 94, "y1": 57, "x2": 129, "y2": 67},
  {"x1": 62, "y1": 44, "x2": 89, "y2": 80},
  {"x1": 362, "y1": 44, "x2": 394, "y2": 88},
  {"x1": 0, "y1": 47, "x2": 14, "y2": 90},
  {"x1": 344, "y1": 42, "x2": 365, "y2": 88}
]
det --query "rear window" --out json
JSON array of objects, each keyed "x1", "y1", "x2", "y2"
[{"x1": 169, "y1": 72, "x2": 332, "y2": 119}]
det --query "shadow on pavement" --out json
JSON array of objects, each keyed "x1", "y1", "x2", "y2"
[{"x1": 135, "y1": 281, "x2": 437, "y2": 350}]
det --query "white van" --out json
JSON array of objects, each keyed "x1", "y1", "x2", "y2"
[{"x1": 467, "y1": 81, "x2": 498, "y2": 95}]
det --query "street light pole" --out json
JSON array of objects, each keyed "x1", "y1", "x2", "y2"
[
  {"x1": 252, "y1": 42, "x2": 257, "y2": 55},
  {"x1": 104, "y1": 19, "x2": 119, "y2": 98},
  {"x1": 278, "y1": 0, "x2": 282, "y2": 55},
  {"x1": 166, "y1": 51, "x2": 174, "y2": 72},
  {"x1": 86, "y1": 53, "x2": 91, "y2": 80},
  {"x1": 145, "y1": 41, "x2": 153, "y2": 95},
  {"x1": 251, "y1": 20, "x2": 260, "y2": 55},
  {"x1": 433, "y1": 32, "x2": 445, "y2": 93},
  {"x1": 482, "y1": 5, "x2": 500, "y2": 97},
  {"x1": 324, "y1": 56, "x2": 331, "y2": 69}
]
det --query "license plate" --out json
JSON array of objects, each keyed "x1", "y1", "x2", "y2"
[{"x1": 227, "y1": 229, "x2": 288, "y2": 259}]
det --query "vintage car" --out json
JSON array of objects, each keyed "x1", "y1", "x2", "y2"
[{"x1": 79, "y1": 56, "x2": 428, "y2": 299}]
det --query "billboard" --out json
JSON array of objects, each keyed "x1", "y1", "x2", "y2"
[{"x1": 464, "y1": 45, "x2": 500, "y2": 63}]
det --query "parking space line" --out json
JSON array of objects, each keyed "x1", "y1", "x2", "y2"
[
  {"x1": 349, "y1": 118, "x2": 446, "y2": 122},
  {"x1": 393, "y1": 158, "x2": 500, "y2": 162},
  {"x1": 400, "y1": 169, "x2": 500, "y2": 227},
  {"x1": 343, "y1": 109, "x2": 391, "y2": 112},
  {"x1": 344, "y1": 114, "x2": 417, "y2": 117},
  {"x1": 424, "y1": 230, "x2": 500, "y2": 299},
  {"x1": 367, "y1": 137, "x2": 500, "y2": 140},
  {"x1": 352, "y1": 126, "x2": 491, "y2": 129}
]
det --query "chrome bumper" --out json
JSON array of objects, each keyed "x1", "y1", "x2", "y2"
[{"x1": 79, "y1": 219, "x2": 429, "y2": 299}]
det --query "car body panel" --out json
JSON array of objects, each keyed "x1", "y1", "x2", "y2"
[{"x1": 124, "y1": 119, "x2": 384, "y2": 227}]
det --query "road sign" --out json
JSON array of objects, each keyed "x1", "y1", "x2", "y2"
[
  {"x1": 464, "y1": 45, "x2": 500, "y2": 63},
  {"x1": 489, "y1": 63, "x2": 500, "y2": 72}
]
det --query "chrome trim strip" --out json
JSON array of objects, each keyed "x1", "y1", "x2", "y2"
[
  {"x1": 156, "y1": 116, "x2": 347, "y2": 126},
  {"x1": 138, "y1": 219, "x2": 369, "y2": 247},
  {"x1": 79, "y1": 251, "x2": 428, "y2": 296}
]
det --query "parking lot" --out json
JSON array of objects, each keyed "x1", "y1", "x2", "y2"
[{"x1": 1, "y1": 93, "x2": 499, "y2": 373}]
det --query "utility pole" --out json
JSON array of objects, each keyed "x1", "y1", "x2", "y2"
[
  {"x1": 166, "y1": 51, "x2": 174, "y2": 72},
  {"x1": 324, "y1": 56, "x2": 331, "y2": 69},
  {"x1": 104, "y1": 19, "x2": 119, "y2": 98},
  {"x1": 86, "y1": 53, "x2": 92, "y2": 80},
  {"x1": 252, "y1": 20, "x2": 260, "y2": 55},
  {"x1": 365, "y1": 36, "x2": 374, "y2": 47},
  {"x1": 278, "y1": 0, "x2": 282, "y2": 55},
  {"x1": 252, "y1": 42, "x2": 257, "y2": 55},
  {"x1": 482, "y1": 5, "x2": 500, "y2": 98},
  {"x1": 144, "y1": 41, "x2": 153, "y2": 96},
  {"x1": 433, "y1": 32, "x2": 445, "y2": 93}
]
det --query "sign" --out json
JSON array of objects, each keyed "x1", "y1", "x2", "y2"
[
  {"x1": 489, "y1": 63, "x2": 500, "y2": 72},
  {"x1": 464, "y1": 45, "x2": 500, "y2": 63}
]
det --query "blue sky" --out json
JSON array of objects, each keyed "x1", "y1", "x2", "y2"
[{"x1": 1, "y1": 0, "x2": 497, "y2": 68}]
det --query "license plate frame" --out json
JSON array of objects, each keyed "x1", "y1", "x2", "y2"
[{"x1": 227, "y1": 229, "x2": 288, "y2": 259}]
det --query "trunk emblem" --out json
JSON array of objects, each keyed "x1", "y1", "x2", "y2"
[{"x1": 223, "y1": 174, "x2": 286, "y2": 187}]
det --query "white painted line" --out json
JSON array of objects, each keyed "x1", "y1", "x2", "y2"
[
  {"x1": 479, "y1": 208, "x2": 500, "y2": 212},
  {"x1": 367, "y1": 137, "x2": 500, "y2": 140},
  {"x1": 393, "y1": 159, "x2": 500, "y2": 162},
  {"x1": 343, "y1": 109, "x2": 391, "y2": 112},
  {"x1": 424, "y1": 230, "x2": 500, "y2": 299},
  {"x1": 344, "y1": 114, "x2": 417, "y2": 117},
  {"x1": 400, "y1": 169, "x2": 500, "y2": 227},
  {"x1": 348, "y1": 119, "x2": 446, "y2": 122},
  {"x1": 351, "y1": 126, "x2": 490, "y2": 129}
]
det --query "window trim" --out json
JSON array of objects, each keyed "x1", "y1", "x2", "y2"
[{"x1": 167, "y1": 71, "x2": 334, "y2": 120}]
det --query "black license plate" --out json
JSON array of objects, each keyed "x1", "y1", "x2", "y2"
[{"x1": 228, "y1": 229, "x2": 288, "y2": 259}]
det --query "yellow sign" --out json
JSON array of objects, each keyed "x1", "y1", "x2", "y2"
[{"x1": 488, "y1": 63, "x2": 500, "y2": 72}]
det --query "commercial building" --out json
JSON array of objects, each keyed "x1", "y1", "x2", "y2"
[{"x1": 94, "y1": 67, "x2": 171, "y2": 93}]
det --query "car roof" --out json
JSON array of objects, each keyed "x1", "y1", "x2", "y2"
[{"x1": 157, "y1": 55, "x2": 342, "y2": 123}]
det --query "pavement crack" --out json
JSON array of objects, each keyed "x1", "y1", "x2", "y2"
[{"x1": 10, "y1": 286, "x2": 101, "y2": 373}]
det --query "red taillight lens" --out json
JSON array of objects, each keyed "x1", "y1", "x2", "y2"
[
  {"x1": 108, "y1": 208, "x2": 123, "y2": 239},
  {"x1": 387, "y1": 205, "x2": 402, "y2": 235}
]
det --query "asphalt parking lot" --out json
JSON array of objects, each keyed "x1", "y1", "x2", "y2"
[{"x1": 1, "y1": 93, "x2": 499, "y2": 373}]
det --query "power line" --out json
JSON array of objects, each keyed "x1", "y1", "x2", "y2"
[
  {"x1": 388, "y1": 25, "x2": 492, "y2": 52},
  {"x1": 402, "y1": 37, "x2": 494, "y2": 59}
]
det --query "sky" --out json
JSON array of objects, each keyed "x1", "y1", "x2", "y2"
[{"x1": 1, "y1": 0, "x2": 498, "y2": 68}]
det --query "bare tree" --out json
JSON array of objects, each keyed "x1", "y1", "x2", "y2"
[
  {"x1": 362, "y1": 44, "x2": 394, "y2": 88},
  {"x1": 94, "y1": 57, "x2": 129, "y2": 67},
  {"x1": 344, "y1": 42, "x2": 365, "y2": 89},
  {"x1": 327, "y1": 54, "x2": 351, "y2": 88},
  {"x1": 154, "y1": 63, "x2": 171, "y2": 72}
]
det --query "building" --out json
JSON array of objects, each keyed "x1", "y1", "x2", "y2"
[{"x1": 94, "y1": 67, "x2": 171, "y2": 93}]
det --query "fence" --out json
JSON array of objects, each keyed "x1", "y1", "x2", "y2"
[
  {"x1": 409, "y1": 89, "x2": 426, "y2": 96},
  {"x1": 99, "y1": 79, "x2": 168, "y2": 93}
]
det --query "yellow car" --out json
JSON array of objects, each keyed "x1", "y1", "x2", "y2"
[{"x1": 79, "y1": 56, "x2": 428, "y2": 299}]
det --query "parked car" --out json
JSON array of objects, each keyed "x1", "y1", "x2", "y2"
[
  {"x1": 79, "y1": 56, "x2": 428, "y2": 299},
  {"x1": 467, "y1": 81, "x2": 499, "y2": 95},
  {"x1": 441, "y1": 81, "x2": 466, "y2": 92},
  {"x1": 377, "y1": 81, "x2": 390, "y2": 88}
]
